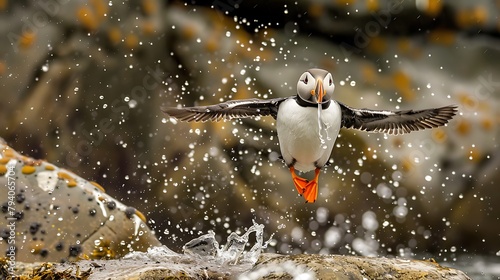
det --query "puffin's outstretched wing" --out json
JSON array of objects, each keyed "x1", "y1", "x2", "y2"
[
  {"x1": 161, "y1": 97, "x2": 289, "y2": 122},
  {"x1": 339, "y1": 103, "x2": 458, "y2": 135}
]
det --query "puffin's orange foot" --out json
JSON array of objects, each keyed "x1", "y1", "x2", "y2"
[
  {"x1": 303, "y1": 168, "x2": 321, "y2": 203},
  {"x1": 289, "y1": 166, "x2": 320, "y2": 203},
  {"x1": 302, "y1": 180, "x2": 318, "y2": 203},
  {"x1": 292, "y1": 176, "x2": 309, "y2": 196}
]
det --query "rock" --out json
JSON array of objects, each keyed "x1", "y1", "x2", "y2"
[
  {"x1": 0, "y1": 139, "x2": 160, "y2": 262},
  {"x1": 245, "y1": 254, "x2": 470, "y2": 280},
  {"x1": 1, "y1": 252, "x2": 471, "y2": 279}
]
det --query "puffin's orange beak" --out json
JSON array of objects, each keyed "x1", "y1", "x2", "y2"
[{"x1": 315, "y1": 79, "x2": 324, "y2": 103}]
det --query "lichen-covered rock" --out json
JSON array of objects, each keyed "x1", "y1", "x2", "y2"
[
  {"x1": 0, "y1": 139, "x2": 160, "y2": 262},
  {"x1": 243, "y1": 254, "x2": 471, "y2": 280},
  {"x1": 1, "y1": 252, "x2": 471, "y2": 279}
]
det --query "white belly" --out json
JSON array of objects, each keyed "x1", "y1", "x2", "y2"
[{"x1": 276, "y1": 99, "x2": 341, "y2": 172}]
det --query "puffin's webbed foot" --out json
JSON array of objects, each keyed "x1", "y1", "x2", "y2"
[{"x1": 289, "y1": 167, "x2": 320, "y2": 203}]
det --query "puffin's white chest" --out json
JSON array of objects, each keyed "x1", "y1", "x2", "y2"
[{"x1": 276, "y1": 99, "x2": 342, "y2": 172}]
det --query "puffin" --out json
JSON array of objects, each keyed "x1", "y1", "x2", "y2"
[{"x1": 161, "y1": 69, "x2": 457, "y2": 203}]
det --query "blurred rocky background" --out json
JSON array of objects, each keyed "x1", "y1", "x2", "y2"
[{"x1": 0, "y1": 0, "x2": 498, "y2": 260}]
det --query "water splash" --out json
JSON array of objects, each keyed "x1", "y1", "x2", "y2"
[
  {"x1": 183, "y1": 220, "x2": 271, "y2": 265},
  {"x1": 182, "y1": 230, "x2": 218, "y2": 257},
  {"x1": 317, "y1": 104, "x2": 331, "y2": 150}
]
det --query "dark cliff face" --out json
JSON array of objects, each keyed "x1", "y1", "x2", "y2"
[{"x1": 0, "y1": 0, "x2": 498, "y2": 259}]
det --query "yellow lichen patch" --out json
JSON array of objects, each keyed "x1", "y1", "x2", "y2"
[
  {"x1": 401, "y1": 157, "x2": 414, "y2": 173},
  {"x1": 0, "y1": 0, "x2": 6, "y2": 10},
  {"x1": 57, "y1": 171, "x2": 78, "y2": 187},
  {"x1": 67, "y1": 180, "x2": 78, "y2": 187},
  {"x1": 392, "y1": 71, "x2": 410, "y2": 90},
  {"x1": 125, "y1": 33, "x2": 139, "y2": 50},
  {"x1": 19, "y1": 31, "x2": 36, "y2": 50},
  {"x1": 0, "y1": 165, "x2": 7, "y2": 176},
  {"x1": 2, "y1": 148, "x2": 14, "y2": 158},
  {"x1": 205, "y1": 38, "x2": 219, "y2": 53},
  {"x1": 90, "y1": 181, "x2": 106, "y2": 192},
  {"x1": 308, "y1": 3, "x2": 324, "y2": 19},
  {"x1": 141, "y1": 0, "x2": 156, "y2": 16},
  {"x1": 98, "y1": 196, "x2": 106, "y2": 202},
  {"x1": 366, "y1": 0, "x2": 379, "y2": 12},
  {"x1": 391, "y1": 137, "x2": 404, "y2": 149},
  {"x1": 0, "y1": 157, "x2": 10, "y2": 164},
  {"x1": 455, "y1": 119, "x2": 471, "y2": 136},
  {"x1": 431, "y1": 128, "x2": 448, "y2": 143},
  {"x1": 107, "y1": 26, "x2": 122, "y2": 46},
  {"x1": 455, "y1": 6, "x2": 488, "y2": 28},
  {"x1": 428, "y1": 29, "x2": 456, "y2": 45},
  {"x1": 481, "y1": 117, "x2": 493, "y2": 131},
  {"x1": 141, "y1": 21, "x2": 156, "y2": 36},
  {"x1": 471, "y1": 6, "x2": 488, "y2": 26},
  {"x1": 45, "y1": 164, "x2": 55, "y2": 171},
  {"x1": 181, "y1": 24, "x2": 197, "y2": 40},
  {"x1": 21, "y1": 165, "x2": 36, "y2": 175},
  {"x1": 90, "y1": 0, "x2": 108, "y2": 21},
  {"x1": 77, "y1": 6, "x2": 98, "y2": 31},
  {"x1": 421, "y1": 0, "x2": 443, "y2": 17},
  {"x1": 135, "y1": 209, "x2": 147, "y2": 223},
  {"x1": 367, "y1": 36, "x2": 387, "y2": 54},
  {"x1": 392, "y1": 71, "x2": 416, "y2": 101},
  {"x1": 458, "y1": 92, "x2": 476, "y2": 109}
]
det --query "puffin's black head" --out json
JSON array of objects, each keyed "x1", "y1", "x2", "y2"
[{"x1": 296, "y1": 68, "x2": 335, "y2": 106}]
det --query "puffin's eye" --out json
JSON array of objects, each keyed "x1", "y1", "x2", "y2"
[
  {"x1": 325, "y1": 74, "x2": 333, "y2": 86},
  {"x1": 304, "y1": 76, "x2": 309, "y2": 84}
]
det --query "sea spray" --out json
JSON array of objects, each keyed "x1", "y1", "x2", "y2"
[{"x1": 318, "y1": 103, "x2": 331, "y2": 150}]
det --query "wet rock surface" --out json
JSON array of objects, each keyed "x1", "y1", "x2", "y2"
[
  {"x1": 0, "y1": 139, "x2": 160, "y2": 262},
  {"x1": 247, "y1": 254, "x2": 471, "y2": 280},
  {"x1": 3, "y1": 252, "x2": 471, "y2": 279}
]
